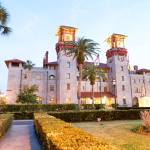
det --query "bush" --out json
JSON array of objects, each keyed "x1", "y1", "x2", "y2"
[
  {"x1": 132, "y1": 103, "x2": 139, "y2": 107},
  {"x1": 0, "y1": 114, "x2": 14, "y2": 138},
  {"x1": 34, "y1": 113, "x2": 119, "y2": 150},
  {"x1": 140, "y1": 110, "x2": 150, "y2": 132},
  {"x1": 111, "y1": 103, "x2": 119, "y2": 108},
  {"x1": 133, "y1": 125, "x2": 147, "y2": 132}
]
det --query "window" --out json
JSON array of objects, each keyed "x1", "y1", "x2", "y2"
[
  {"x1": 36, "y1": 97, "x2": 42, "y2": 104},
  {"x1": 111, "y1": 77, "x2": 113, "y2": 81},
  {"x1": 132, "y1": 79, "x2": 136, "y2": 83},
  {"x1": 122, "y1": 85, "x2": 125, "y2": 91},
  {"x1": 134, "y1": 87, "x2": 138, "y2": 92},
  {"x1": 36, "y1": 75, "x2": 41, "y2": 80},
  {"x1": 96, "y1": 77, "x2": 100, "y2": 81},
  {"x1": 66, "y1": 98, "x2": 71, "y2": 104},
  {"x1": 50, "y1": 98, "x2": 54, "y2": 104},
  {"x1": 50, "y1": 85, "x2": 54, "y2": 91},
  {"x1": 141, "y1": 79, "x2": 144, "y2": 83},
  {"x1": 35, "y1": 85, "x2": 39, "y2": 91},
  {"x1": 67, "y1": 62, "x2": 70, "y2": 68},
  {"x1": 22, "y1": 74, "x2": 27, "y2": 79},
  {"x1": 104, "y1": 87, "x2": 107, "y2": 92},
  {"x1": 77, "y1": 77, "x2": 79, "y2": 81},
  {"x1": 66, "y1": 36, "x2": 70, "y2": 41},
  {"x1": 120, "y1": 66, "x2": 123, "y2": 71},
  {"x1": 67, "y1": 84, "x2": 70, "y2": 90},
  {"x1": 23, "y1": 85, "x2": 28, "y2": 91},
  {"x1": 112, "y1": 86, "x2": 113, "y2": 92},
  {"x1": 121, "y1": 76, "x2": 124, "y2": 81},
  {"x1": 111, "y1": 68, "x2": 112, "y2": 72},
  {"x1": 139, "y1": 79, "x2": 140, "y2": 82},
  {"x1": 50, "y1": 65, "x2": 55, "y2": 70},
  {"x1": 49, "y1": 75, "x2": 55, "y2": 80},
  {"x1": 99, "y1": 86, "x2": 100, "y2": 91},
  {"x1": 77, "y1": 86, "x2": 78, "y2": 91},
  {"x1": 83, "y1": 86, "x2": 84, "y2": 90},
  {"x1": 103, "y1": 69, "x2": 107, "y2": 73},
  {"x1": 123, "y1": 97, "x2": 126, "y2": 105},
  {"x1": 67, "y1": 73, "x2": 70, "y2": 79},
  {"x1": 90, "y1": 86, "x2": 92, "y2": 91}
]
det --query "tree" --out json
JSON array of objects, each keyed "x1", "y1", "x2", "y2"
[
  {"x1": 15, "y1": 85, "x2": 37, "y2": 104},
  {"x1": 82, "y1": 63, "x2": 105, "y2": 109},
  {"x1": 62, "y1": 37, "x2": 100, "y2": 110},
  {"x1": 0, "y1": 3, "x2": 12, "y2": 35},
  {"x1": 23, "y1": 60, "x2": 35, "y2": 87}
]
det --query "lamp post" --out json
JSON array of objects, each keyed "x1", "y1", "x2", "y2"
[{"x1": 113, "y1": 79, "x2": 117, "y2": 110}]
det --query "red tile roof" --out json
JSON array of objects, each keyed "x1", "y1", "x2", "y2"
[
  {"x1": 77, "y1": 92, "x2": 115, "y2": 98},
  {"x1": 136, "y1": 68, "x2": 150, "y2": 73},
  {"x1": 78, "y1": 62, "x2": 109, "y2": 68},
  {"x1": 5, "y1": 59, "x2": 25, "y2": 63},
  {"x1": 59, "y1": 25, "x2": 78, "y2": 29},
  {"x1": 46, "y1": 61, "x2": 58, "y2": 65}
]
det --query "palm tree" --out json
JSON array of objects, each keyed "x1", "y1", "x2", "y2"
[
  {"x1": 0, "y1": 4, "x2": 12, "y2": 35},
  {"x1": 23, "y1": 60, "x2": 35, "y2": 87},
  {"x1": 62, "y1": 37, "x2": 100, "y2": 110},
  {"x1": 82, "y1": 64, "x2": 105, "y2": 109}
]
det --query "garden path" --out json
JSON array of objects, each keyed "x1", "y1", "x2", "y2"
[{"x1": 0, "y1": 120, "x2": 41, "y2": 150}]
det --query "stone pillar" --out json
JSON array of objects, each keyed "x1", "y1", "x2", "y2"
[{"x1": 19, "y1": 63, "x2": 22, "y2": 68}]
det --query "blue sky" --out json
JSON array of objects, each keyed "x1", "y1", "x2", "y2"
[{"x1": 0, "y1": 0, "x2": 150, "y2": 92}]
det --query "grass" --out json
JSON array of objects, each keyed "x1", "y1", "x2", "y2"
[{"x1": 72, "y1": 120, "x2": 150, "y2": 150}]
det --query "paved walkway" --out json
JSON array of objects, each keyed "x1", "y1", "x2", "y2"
[{"x1": 0, "y1": 120, "x2": 41, "y2": 150}]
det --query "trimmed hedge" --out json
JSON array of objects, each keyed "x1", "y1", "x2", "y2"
[
  {"x1": 117, "y1": 107, "x2": 150, "y2": 110},
  {"x1": 47, "y1": 110, "x2": 146, "y2": 122},
  {"x1": 34, "y1": 113, "x2": 119, "y2": 150},
  {"x1": 0, "y1": 114, "x2": 14, "y2": 138}
]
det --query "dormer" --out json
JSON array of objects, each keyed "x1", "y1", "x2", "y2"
[{"x1": 55, "y1": 26, "x2": 78, "y2": 42}]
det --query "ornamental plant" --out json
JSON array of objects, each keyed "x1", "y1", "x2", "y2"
[
  {"x1": 82, "y1": 64, "x2": 105, "y2": 109},
  {"x1": 62, "y1": 37, "x2": 100, "y2": 110},
  {"x1": 15, "y1": 85, "x2": 37, "y2": 104},
  {"x1": 140, "y1": 110, "x2": 150, "y2": 132}
]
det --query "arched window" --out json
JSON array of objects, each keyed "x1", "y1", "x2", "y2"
[
  {"x1": 50, "y1": 98, "x2": 54, "y2": 104},
  {"x1": 66, "y1": 98, "x2": 71, "y2": 104},
  {"x1": 123, "y1": 97, "x2": 126, "y2": 105},
  {"x1": 77, "y1": 76, "x2": 79, "y2": 81},
  {"x1": 132, "y1": 97, "x2": 138, "y2": 105},
  {"x1": 36, "y1": 96, "x2": 42, "y2": 104},
  {"x1": 49, "y1": 75, "x2": 55, "y2": 80}
]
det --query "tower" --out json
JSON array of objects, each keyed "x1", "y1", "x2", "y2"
[
  {"x1": 55, "y1": 26, "x2": 78, "y2": 104},
  {"x1": 104, "y1": 34, "x2": 132, "y2": 106}
]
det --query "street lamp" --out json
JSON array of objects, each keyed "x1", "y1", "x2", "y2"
[{"x1": 113, "y1": 79, "x2": 117, "y2": 110}]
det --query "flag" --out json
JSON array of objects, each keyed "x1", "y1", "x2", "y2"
[
  {"x1": 126, "y1": 55, "x2": 129, "y2": 66},
  {"x1": 94, "y1": 54, "x2": 99, "y2": 66}
]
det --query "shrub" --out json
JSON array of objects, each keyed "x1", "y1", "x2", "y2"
[
  {"x1": 111, "y1": 103, "x2": 119, "y2": 108},
  {"x1": 132, "y1": 103, "x2": 139, "y2": 107},
  {"x1": 140, "y1": 110, "x2": 150, "y2": 132},
  {"x1": 0, "y1": 114, "x2": 14, "y2": 138},
  {"x1": 34, "y1": 113, "x2": 119, "y2": 150}
]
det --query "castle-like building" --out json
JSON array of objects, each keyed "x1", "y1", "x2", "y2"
[{"x1": 5, "y1": 26, "x2": 150, "y2": 107}]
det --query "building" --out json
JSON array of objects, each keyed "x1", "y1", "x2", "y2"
[{"x1": 5, "y1": 26, "x2": 150, "y2": 106}]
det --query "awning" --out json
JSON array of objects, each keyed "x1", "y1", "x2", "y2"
[{"x1": 77, "y1": 92, "x2": 115, "y2": 98}]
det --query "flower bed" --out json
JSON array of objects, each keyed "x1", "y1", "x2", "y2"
[
  {"x1": 34, "y1": 113, "x2": 119, "y2": 150},
  {"x1": 0, "y1": 114, "x2": 14, "y2": 138}
]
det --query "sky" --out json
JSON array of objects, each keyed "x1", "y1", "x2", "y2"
[{"x1": 0, "y1": 0, "x2": 150, "y2": 93}]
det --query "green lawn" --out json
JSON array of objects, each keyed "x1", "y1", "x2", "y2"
[{"x1": 72, "y1": 120, "x2": 150, "y2": 150}]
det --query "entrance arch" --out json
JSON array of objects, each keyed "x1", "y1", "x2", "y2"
[
  {"x1": 132, "y1": 97, "x2": 138, "y2": 105},
  {"x1": 105, "y1": 98, "x2": 113, "y2": 107}
]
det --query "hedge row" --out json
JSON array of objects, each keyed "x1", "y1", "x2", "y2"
[
  {"x1": 0, "y1": 114, "x2": 14, "y2": 138},
  {"x1": 34, "y1": 113, "x2": 119, "y2": 150},
  {"x1": 48, "y1": 110, "x2": 147, "y2": 122},
  {"x1": 0, "y1": 104, "x2": 114, "y2": 112}
]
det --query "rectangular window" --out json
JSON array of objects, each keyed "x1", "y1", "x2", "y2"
[
  {"x1": 67, "y1": 73, "x2": 70, "y2": 79},
  {"x1": 77, "y1": 86, "x2": 78, "y2": 91},
  {"x1": 104, "y1": 87, "x2": 107, "y2": 92},
  {"x1": 50, "y1": 85, "x2": 54, "y2": 91},
  {"x1": 22, "y1": 74, "x2": 27, "y2": 79},
  {"x1": 111, "y1": 68, "x2": 112, "y2": 72},
  {"x1": 99, "y1": 86, "x2": 100, "y2": 91},
  {"x1": 96, "y1": 77, "x2": 100, "y2": 81},
  {"x1": 122, "y1": 85, "x2": 125, "y2": 91},
  {"x1": 120, "y1": 66, "x2": 123, "y2": 71},
  {"x1": 139, "y1": 79, "x2": 140, "y2": 82},
  {"x1": 67, "y1": 84, "x2": 70, "y2": 90},
  {"x1": 111, "y1": 77, "x2": 113, "y2": 82},
  {"x1": 35, "y1": 85, "x2": 39, "y2": 91},
  {"x1": 67, "y1": 62, "x2": 70, "y2": 68},
  {"x1": 132, "y1": 79, "x2": 136, "y2": 83},
  {"x1": 50, "y1": 65, "x2": 55, "y2": 70},
  {"x1": 36, "y1": 75, "x2": 41, "y2": 80},
  {"x1": 23, "y1": 85, "x2": 28, "y2": 91},
  {"x1": 83, "y1": 86, "x2": 84, "y2": 90},
  {"x1": 141, "y1": 79, "x2": 144, "y2": 83},
  {"x1": 134, "y1": 87, "x2": 138, "y2": 92},
  {"x1": 121, "y1": 76, "x2": 124, "y2": 81}
]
